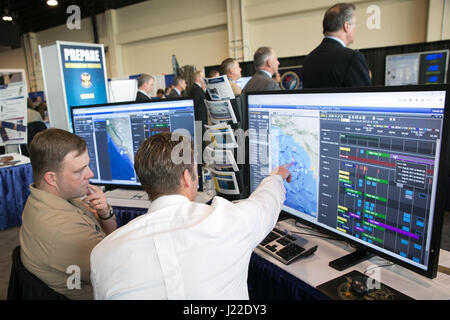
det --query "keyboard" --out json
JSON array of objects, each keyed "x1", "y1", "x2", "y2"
[{"x1": 258, "y1": 227, "x2": 318, "y2": 265}]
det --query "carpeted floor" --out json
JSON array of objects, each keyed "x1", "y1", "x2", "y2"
[
  {"x1": 0, "y1": 226, "x2": 20, "y2": 300},
  {"x1": 0, "y1": 211, "x2": 449, "y2": 300}
]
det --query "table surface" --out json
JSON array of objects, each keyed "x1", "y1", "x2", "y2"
[
  {"x1": 106, "y1": 189, "x2": 214, "y2": 208},
  {"x1": 257, "y1": 219, "x2": 450, "y2": 300},
  {"x1": 0, "y1": 153, "x2": 30, "y2": 168}
]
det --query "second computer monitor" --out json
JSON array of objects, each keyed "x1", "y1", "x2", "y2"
[{"x1": 71, "y1": 98, "x2": 196, "y2": 187}]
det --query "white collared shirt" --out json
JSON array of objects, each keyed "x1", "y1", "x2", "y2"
[
  {"x1": 325, "y1": 35, "x2": 346, "y2": 47},
  {"x1": 90, "y1": 175, "x2": 286, "y2": 300},
  {"x1": 173, "y1": 87, "x2": 181, "y2": 96}
]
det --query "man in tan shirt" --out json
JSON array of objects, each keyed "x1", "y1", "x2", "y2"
[
  {"x1": 19, "y1": 128, "x2": 117, "y2": 299},
  {"x1": 220, "y1": 58, "x2": 242, "y2": 96}
]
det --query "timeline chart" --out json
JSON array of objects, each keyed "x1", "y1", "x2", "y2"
[{"x1": 318, "y1": 111, "x2": 440, "y2": 266}]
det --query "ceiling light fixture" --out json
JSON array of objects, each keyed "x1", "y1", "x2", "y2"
[
  {"x1": 47, "y1": 0, "x2": 58, "y2": 6},
  {"x1": 2, "y1": 9, "x2": 13, "y2": 21}
]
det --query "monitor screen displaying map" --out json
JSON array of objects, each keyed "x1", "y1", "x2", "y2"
[
  {"x1": 247, "y1": 86, "x2": 448, "y2": 278},
  {"x1": 71, "y1": 98, "x2": 195, "y2": 186}
]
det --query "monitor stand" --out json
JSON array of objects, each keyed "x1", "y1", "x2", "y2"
[
  {"x1": 277, "y1": 211, "x2": 291, "y2": 221},
  {"x1": 329, "y1": 249, "x2": 374, "y2": 271}
]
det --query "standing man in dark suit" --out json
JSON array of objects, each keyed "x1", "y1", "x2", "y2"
[
  {"x1": 135, "y1": 74, "x2": 154, "y2": 102},
  {"x1": 302, "y1": 3, "x2": 371, "y2": 88},
  {"x1": 168, "y1": 77, "x2": 187, "y2": 98},
  {"x1": 242, "y1": 47, "x2": 281, "y2": 94},
  {"x1": 189, "y1": 70, "x2": 208, "y2": 127}
]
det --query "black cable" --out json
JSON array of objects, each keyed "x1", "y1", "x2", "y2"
[
  {"x1": 292, "y1": 220, "x2": 349, "y2": 242},
  {"x1": 363, "y1": 262, "x2": 395, "y2": 275}
]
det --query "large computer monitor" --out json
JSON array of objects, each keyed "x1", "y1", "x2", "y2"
[
  {"x1": 247, "y1": 85, "x2": 449, "y2": 279},
  {"x1": 70, "y1": 98, "x2": 196, "y2": 188}
]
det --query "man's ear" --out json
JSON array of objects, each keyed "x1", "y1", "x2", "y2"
[
  {"x1": 343, "y1": 21, "x2": 350, "y2": 33},
  {"x1": 43, "y1": 171, "x2": 58, "y2": 188},
  {"x1": 181, "y1": 169, "x2": 193, "y2": 188}
]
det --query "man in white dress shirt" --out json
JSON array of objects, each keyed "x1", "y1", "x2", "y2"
[{"x1": 90, "y1": 132, "x2": 291, "y2": 300}]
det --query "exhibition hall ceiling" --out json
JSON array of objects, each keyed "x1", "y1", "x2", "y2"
[{"x1": 1, "y1": 0, "x2": 149, "y2": 34}]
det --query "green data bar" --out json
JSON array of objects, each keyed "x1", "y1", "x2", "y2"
[
  {"x1": 362, "y1": 233, "x2": 384, "y2": 244},
  {"x1": 367, "y1": 150, "x2": 390, "y2": 158},
  {"x1": 366, "y1": 176, "x2": 389, "y2": 184},
  {"x1": 339, "y1": 179, "x2": 352, "y2": 184},
  {"x1": 363, "y1": 221, "x2": 385, "y2": 231},
  {"x1": 363, "y1": 209, "x2": 386, "y2": 220},
  {"x1": 365, "y1": 193, "x2": 387, "y2": 203},
  {"x1": 346, "y1": 188, "x2": 362, "y2": 196}
]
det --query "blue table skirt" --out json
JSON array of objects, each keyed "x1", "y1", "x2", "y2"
[
  {"x1": 0, "y1": 163, "x2": 34, "y2": 230},
  {"x1": 112, "y1": 205, "x2": 329, "y2": 300}
]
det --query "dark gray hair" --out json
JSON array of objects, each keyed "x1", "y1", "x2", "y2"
[
  {"x1": 220, "y1": 58, "x2": 236, "y2": 75},
  {"x1": 323, "y1": 3, "x2": 355, "y2": 34},
  {"x1": 253, "y1": 47, "x2": 273, "y2": 70},
  {"x1": 172, "y1": 76, "x2": 185, "y2": 86},
  {"x1": 137, "y1": 74, "x2": 153, "y2": 88}
]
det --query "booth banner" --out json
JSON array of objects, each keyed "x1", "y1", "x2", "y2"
[
  {"x1": 279, "y1": 66, "x2": 303, "y2": 90},
  {"x1": 59, "y1": 43, "x2": 108, "y2": 111},
  {"x1": 0, "y1": 81, "x2": 27, "y2": 146}
]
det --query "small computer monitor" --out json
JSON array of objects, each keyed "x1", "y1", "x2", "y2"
[
  {"x1": 71, "y1": 98, "x2": 197, "y2": 188},
  {"x1": 247, "y1": 85, "x2": 449, "y2": 279}
]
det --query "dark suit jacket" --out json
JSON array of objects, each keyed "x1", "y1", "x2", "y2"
[
  {"x1": 168, "y1": 89, "x2": 181, "y2": 98},
  {"x1": 302, "y1": 38, "x2": 372, "y2": 89},
  {"x1": 242, "y1": 70, "x2": 281, "y2": 94},
  {"x1": 135, "y1": 91, "x2": 151, "y2": 102},
  {"x1": 189, "y1": 83, "x2": 208, "y2": 127}
]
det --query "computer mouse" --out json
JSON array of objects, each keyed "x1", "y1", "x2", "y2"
[{"x1": 351, "y1": 275, "x2": 369, "y2": 296}]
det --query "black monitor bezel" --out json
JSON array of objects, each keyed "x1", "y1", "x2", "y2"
[
  {"x1": 70, "y1": 97, "x2": 199, "y2": 191},
  {"x1": 245, "y1": 84, "x2": 450, "y2": 279}
]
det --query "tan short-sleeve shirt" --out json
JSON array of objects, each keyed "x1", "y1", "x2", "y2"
[{"x1": 19, "y1": 185, "x2": 106, "y2": 300}]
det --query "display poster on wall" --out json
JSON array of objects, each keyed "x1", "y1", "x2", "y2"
[
  {"x1": 59, "y1": 43, "x2": 108, "y2": 128},
  {"x1": 0, "y1": 81, "x2": 27, "y2": 146},
  {"x1": 279, "y1": 66, "x2": 303, "y2": 90}
]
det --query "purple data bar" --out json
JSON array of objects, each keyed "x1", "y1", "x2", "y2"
[{"x1": 368, "y1": 219, "x2": 420, "y2": 240}]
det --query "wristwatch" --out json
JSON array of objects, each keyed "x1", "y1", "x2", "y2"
[{"x1": 98, "y1": 206, "x2": 114, "y2": 221}]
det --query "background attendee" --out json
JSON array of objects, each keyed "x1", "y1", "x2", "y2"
[
  {"x1": 155, "y1": 89, "x2": 165, "y2": 99},
  {"x1": 242, "y1": 46, "x2": 281, "y2": 94},
  {"x1": 33, "y1": 95, "x2": 48, "y2": 121},
  {"x1": 20, "y1": 128, "x2": 117, "y2": 300},
  {"x1": 220, "y1": 58, "x2": 242, "y2": 96},
  {"x1": 136, "y1": 74, "x2": 154, "y2": 102},
  {"x1": 208, "y1": 69, "x2": 220, "y2": 78},
  {"x1": 90, "y1": 132, "x2": 291, "y2": 299},
  {"x1": 168, "y1": 77, "x2": 186, "y2": 97},
  {"x1": 189, "y1": 70, "x2": 208, "y2": 128},
  {"x1": 302, "y1": 3, "x2": 371, "y2": 88},
  {"x1": 27, "y1": 98, "x2": 43, "y2": 123},
  {"x1": 164, "y1": 85, "x2": 173, "y2": 98}
]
